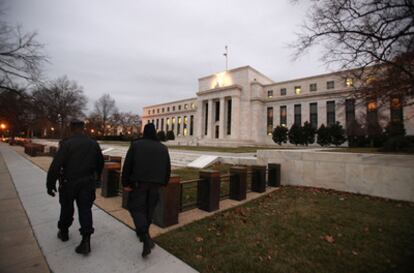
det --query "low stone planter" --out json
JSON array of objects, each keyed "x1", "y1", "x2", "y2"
[{"x1": 24, "y1": 143, "x2": 45, "y2": 157}]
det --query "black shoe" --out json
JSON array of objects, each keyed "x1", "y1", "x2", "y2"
[
  {"x1": 141, "y1": 234, "x2": 154, "y2": 258},
  {"x1": 57, "y1": 230, "x2": 69, "y2": 242},
  {"x1": 75, "y1": 235, "x2": 91, "y2": 255}
]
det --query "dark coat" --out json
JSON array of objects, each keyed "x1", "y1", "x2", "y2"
[
  {"x1": 121, "y1": 138, "x2": 171, "y2": 187},
  {"x1": 47, "y1": 133, "x2": 104, "y2": 189}
]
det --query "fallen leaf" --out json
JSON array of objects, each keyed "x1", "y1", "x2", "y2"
[
  {"x1": 323, "y1": 235, "x2": 335, "y2": 243},
  {"x1": 352, "y1": 250, "x2": 358, "y2": 256},
  {"x1": 195, "y1": 236, "x2": 204, "y2": 242},
  {"x1": 196, "y1": 255, "x2": 203, "y2": 260}
]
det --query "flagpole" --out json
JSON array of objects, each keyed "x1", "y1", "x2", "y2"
[{"x1": 224, "y1": 45, "x2": 228, "y2": 71}]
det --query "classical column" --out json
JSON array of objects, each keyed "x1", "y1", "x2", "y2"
[
  {"x1": 231, "y1": 96, "x2": 240, "y2": 140},
  {"x1": 219, "y1": 97, "x2": 225, "y2": 139},
  {"x1": 195, "y1": 100, "x2": 203, "y2": 138},
  {"x1": 207, "y1": 99, "x2": 213, "y2": 139}
]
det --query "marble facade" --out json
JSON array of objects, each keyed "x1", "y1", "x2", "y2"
[{"x1": 142, "y1": 66, "x2": 414, "y2": 146}]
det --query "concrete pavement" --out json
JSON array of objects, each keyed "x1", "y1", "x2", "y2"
[{"x1": 0, "y1": 143, "x2": 198, "y2": 273}]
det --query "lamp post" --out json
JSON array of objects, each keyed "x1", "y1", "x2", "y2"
[{"x1": 0, "y1": 123, "x2": 6, "y2": 140}]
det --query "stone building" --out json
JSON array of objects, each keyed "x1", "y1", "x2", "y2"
[{"x1": 142, "y1": 66, "x2": 414, "y2": 146}]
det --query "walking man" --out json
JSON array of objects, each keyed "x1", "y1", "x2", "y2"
[
  {"x1": 46, "y1": 119, "x2": 104, "y2": 255},
  {"x1": 122, "y1": 123, "x2": 171, "y2": 258}
]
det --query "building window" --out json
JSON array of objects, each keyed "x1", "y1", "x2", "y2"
[
  {"x1": 190, "y1": 115, "x2": 194, "y2": 135},
  {"x1": 162, "y1": 108, "x2": 165, "y2": 113},
  {"x1": 294, "y1": 104, "x2": 301, "y2": 125},
  {"x1": 215, "y1": 125, "x2": 219, "y2": 139},
  {"x1": 166, "y1": 118, "x2": 170, "y2": 131},
  {"x1": 161, "y1": 118, "x2": 164, "y2": 131},
  {"x1": 184, "y1": 104, "x2": 188, "y2": 110},
  {"x1": 183, "y1": 116, "x2": 188, "y2": 136},
  {"x1": 177, "y1": 117, "x2": 181, "y2": 136},
  {"x1": 156, "y1": 119, "x2": 159, "y2": 130},
  {"x1": 191, "y1": 103, "x2": 195, "y2": 109},
  {"x1": 151, "y1": 119, "x2": 154, "y2": 124},
  {"x1": 172, "y1": 106, "x2": 175, "y2": 111},
  {"x1": 327, "y1": 101, "x2": 336, "y2": 126},
  {"x1": 157, "y1": 109, "x2": 160, "y2": 113},
  {"x1": 390, "y1": 97, "x2": 403, "y2": 122},
  {"x1": 178, "y1": 105, "x2": 182, "y2": 110},
  {"x1": 310, "y1": 103, "x2": 318, "y2": 129},
  {"x1": 204, "y1": 102, "x2": 208, "y2": 135},
  {"x1": 267, "y1": 90, "x2": 273, "y2": 98},
  {"x1": 346, "y1": 78, "x2": 353, "y2": 87},
  {"x1": 267, "y1": 107, "x2": 273, "y2": 135},
  {"x1": 147, "y1": 120, "x2": 150, "y2": 124},
  {"x1": 215, "y1": 101, "x2": 220, "y2": 122},
  {"x1": 227, "y1": 99, "x2": 232, "y2": 135},
  {"x1": 367, "y1": 100, "x2": 378, "y2": 124},
  {"x1": 294, "y1": 86, "x2": 301, "y2": 95},
  {"x1": 310, "y1": 83, "x2": 317, "y2": 92},
  {"x1": 327, "y1": 81, "x2": 335, "y2": 90},
  {"x1": 280, "y1": 88, "x2": 287, "y2": 96},
  {"x1": 167, "y1": 107, "x2": 170, "y2": 112},
  {"x1": 280, "y1": 106, "x2": 287, "y2": 126},
  {"x1": 152, "y1": 109, "x2": 155, "y2": 114},
  {"x1": 345, "y1": 99, "x2": 355, "y2": 125}
]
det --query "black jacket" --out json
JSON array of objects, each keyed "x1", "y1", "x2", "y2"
[
  {"x1": 122, "y1": 138, "x2": 171, "y2": 187},
  {"x1": 47, "y1": 133, "x2": 104, "y2": 189}
]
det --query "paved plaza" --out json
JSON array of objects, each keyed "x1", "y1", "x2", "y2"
[{"x1": 0, "y1": 143, "x2": 198, "y2": 273}]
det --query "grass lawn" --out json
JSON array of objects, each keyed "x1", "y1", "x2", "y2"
[
  {"x1": 99, "y1": 140, "x2": 298, "y2": 153},
  {"x1": 326, "y1": 147, "x2": 414, "y2": 154},
  {"x1": 155, "y1": 186, "x2": 414, "y2": 273},
  {"x1": 167, "y1": 145, "x2": 299, "y2": 153}
]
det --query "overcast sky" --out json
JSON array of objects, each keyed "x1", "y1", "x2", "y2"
[{"x1": 4, "y1": 0, "x2": 332, "y2": 114}]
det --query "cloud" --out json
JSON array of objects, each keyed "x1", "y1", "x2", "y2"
[{"x1": 5, "y1": 0, "x2": 327, "y2": 114}]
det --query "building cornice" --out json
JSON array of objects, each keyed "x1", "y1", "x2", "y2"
[
  {"x1": 144, "y1": 97, "x2": 197, "y2": 109},
  {"x1": 196, "y1": 84, "x2": 243, "y2": 96}
]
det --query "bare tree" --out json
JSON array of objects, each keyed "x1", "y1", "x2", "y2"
[
  {"x1": 0, "y1": 86, "x2": 35, "y2": 138},
  {"x1": 32, "y1": 76, "x2": 87, "y2": 137},
  {"x1": 110, "y1": 111, "x2": 141, "y2": 136},
  {"x1": 293, "y1": 0, "x2": 414, "y2": 105},
  {"x1": 93, "y1": 94, "x2": 118, "y2": 135},
  {"x1": 0, "y1": 7, "x2": 47, "y2": 95}
]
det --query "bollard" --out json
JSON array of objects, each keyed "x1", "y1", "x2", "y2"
[
  {"x1": 251, "y1": 165, "x2": 266, "y2": 193},
  {"x1": 197, "y1": 170, "x2": 220, "y2": 212},
  {"x1": 101, "y1": 162, "x2": 121, "y2": 197},
  {"x1": 229, "y1": 166, "x2": 247, "y2": 201},
  {"x1": 268, "y1": 163, "x2": 281, "y2": 187},
  {"x1": 153, "y1": 175, "x2": 181, "y2": 228}
]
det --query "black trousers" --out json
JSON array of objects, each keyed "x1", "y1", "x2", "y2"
[
  {"x1": 58, "y1": 177, "x2": 96, "y2": 235},
  {"x1": 127, "y1": 182, "x2": 160, "y2": 236}
]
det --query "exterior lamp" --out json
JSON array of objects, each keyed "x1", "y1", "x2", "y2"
[{"x1": 0, "y1": 123, "x2": 6, "y2": 130}]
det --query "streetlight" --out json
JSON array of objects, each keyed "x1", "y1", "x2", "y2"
[{"x1": 0, "y1": 123, "x2": 6, "y2": 141}]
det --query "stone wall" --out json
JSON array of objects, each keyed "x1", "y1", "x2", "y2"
[{"x1": 257, "y1": 150, "x2": 414, "y2": 202}]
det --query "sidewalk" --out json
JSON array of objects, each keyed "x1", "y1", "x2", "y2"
[{"x1": 0, "y1": 143, "x2": 198, "y2": 273}]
